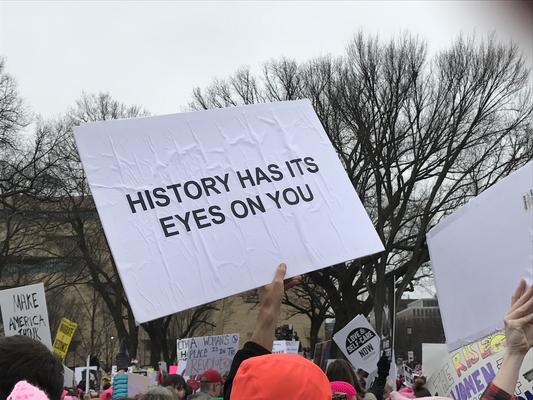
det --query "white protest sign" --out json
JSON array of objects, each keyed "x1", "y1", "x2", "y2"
[
  {"x1": 127, "y1": 374, "x2": 151, "y2": 397},
  {"x1": 333, "y1": 314, "x2": 380, "y2": 373},
  {"x1": 422, "y1": 343, "x2": 449, "y2": 378},
  {"x1": 74, "y1": 100, "x2": 384, "y2": 323},
  {"x1": 426, "y1": 331, "x2": 533, "y2": 400},
  {"x1": 64, "y1": 365, "x2": 75, "y2": 387},
  {"x1": 0, "y1": 283, "x2": 52, "y2": 348},
  {"x1": 427, "y1": 161, "x2": 533, "y2": 350},
  {"x1": 176, "y1": 333, "x2": 239, "y2": 377},
  {"x1": 272, "y1": 340, "x2": 300, "y2": 354}
]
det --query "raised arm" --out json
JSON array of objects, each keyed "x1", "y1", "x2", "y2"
[{"x1": 484, "y1": 279, "x2": 533, "y2": 399}]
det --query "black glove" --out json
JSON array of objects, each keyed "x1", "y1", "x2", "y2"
[{"x1": 377, "y1": 354, "x2": 390, "y2": 376}]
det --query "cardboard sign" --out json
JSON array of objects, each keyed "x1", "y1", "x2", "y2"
[
  {"x1": 74, "y1": 100, "x2": 384, "y2": 323},
  {"x1": 176, "y1": 333, "x2": 239, "y2": 376},
  {"x1": 272, "y1": 340, "x2": 300, "y2": 354},
  {"x1": 333, "y1": 314, "x2": 380, "y2": 373},
  {"x1": 427, "y1": 162, "x2": 533, "y2": 350},
  {"x1": 313, "y1": 340, "x2": 332, "y2": 372},
  {"x1": 52, "y1": 317, "x2": 78, "y2": 361},
  {"x1": 426, "y1": 331, "x2": 533, "y2": 400},
  {"x1": 127, "y1": 374, "x2": 151, "y2": 397},
  {"x1": 0, "y1": 283, "x2": 52, "y2": 348}
]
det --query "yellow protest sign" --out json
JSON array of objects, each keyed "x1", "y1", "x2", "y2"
[{"x1": 52, "y1": 318, "x2": 77, "y2": 361}]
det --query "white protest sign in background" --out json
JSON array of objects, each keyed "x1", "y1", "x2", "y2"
[
  {"x1": 0, "y1": 283, "x2": 52, "y2": 348},
  {"x1": 427, "y1": 161, "x2": 533, "y2": 350},
  {"x1": 75, "y1": 100, "x2": 384, "y2": 323},
  {"x1": 176, "y1": 333, "x2": 239, "y2": 377},
  {"x1": 272, "y1": 340, "x2": 300, "y2": 354},
  {"x1": 333, "y1": 314, "x2": 380, "y2": 373},
  {"x1": 422, "y1": 343, "x2": 449, "y2": 378}
]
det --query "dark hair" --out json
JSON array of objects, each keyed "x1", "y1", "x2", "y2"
[
  {"x1": 414, "y1": 377, "x2": 431, "y2": 398},
  {"x1": 162, "y1": 374, "x2": 191, "y2": 396},
  {"x1": 326, "y1": 360, "x2": 366, "y2": 397},
  {"x1": 0, "y1": 335, "x2": 64, "y2": 400},
  {"x1": 162, "y1": 374, "x2": 186, "y2": 389}
]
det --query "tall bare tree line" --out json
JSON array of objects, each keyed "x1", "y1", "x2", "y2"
[{"x1": 1, "y1": 32, "x2": 531, "y2": 362}]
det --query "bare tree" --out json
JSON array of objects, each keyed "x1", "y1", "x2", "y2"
[
  {"x1": 282, "y1": 276, "x2": 333, "y2": 350},
  {"x1": 190, "y1": 33, "x2": 533, "y2": 345},
  {"x1": 142, "y1": 304, "x2": 217, "y2": 366}
]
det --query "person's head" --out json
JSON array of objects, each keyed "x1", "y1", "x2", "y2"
[
  {"x1": 138, "y1": 387, "x2": 174, "y2": 400},
  {"x1": 326, "y1": 360, "x2": 357, "y2": 386},
  {"x1": 0, "y1": 335, "x2": 64, "y2": 400},
  {"x1": 162, "y1": 374, "x2": 190, "y2": 400},
  {"x1": 384, "y1": 380, "x2": 395, "y2": 400},
  {"x1": 199, "y1": 370, "x2": 223, "y2": 397},
  {"x1": 231, "y1": 353, "x2": 331, "y2": 399},
  {"x1": 331, "y1": 381, "x2": 357, "y2": 400},
  {"x1": 413, "y1": 377, "x2": 431, "y2": 398}
]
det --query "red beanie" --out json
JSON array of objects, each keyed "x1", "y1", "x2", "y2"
[{"x1": 230, "y1": 354, "x2": 331, "y2": 400}]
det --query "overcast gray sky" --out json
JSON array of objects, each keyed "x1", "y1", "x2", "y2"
[{"x1": 1, "y1": 1, "x2": 532, "y2": 122}]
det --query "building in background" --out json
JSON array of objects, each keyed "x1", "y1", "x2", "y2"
[{"x1": 394, "y1": 298, "x2": 445, "y2": 365}]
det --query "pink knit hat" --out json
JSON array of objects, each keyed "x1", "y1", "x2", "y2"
[
  {"x1": 331, "y1": 381, "x2": 357, "y2": 399},
  {"x1": 7, "y1": 381, "x2": 50, "y2": 400}
]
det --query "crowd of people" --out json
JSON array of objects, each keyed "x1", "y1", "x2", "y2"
[{"x1": 1, "y1": 264, "x2": 532, "y2": 400}]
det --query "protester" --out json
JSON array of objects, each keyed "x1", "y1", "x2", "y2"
[
  {"x1": 368, "y1": 355, "x2": 391, "y2": 400},
  {"x1": 162, "y1": 374, "x2": 190, "y2": 400},
  {"x1": 0, "y1": 335, "x2": 63, "y2": 400},
  {"x1": 326, "y1": 360, "x2": 374, "y2": 400},
  {"x1": 111, "y1": 372, "x2": 128, "y2": 400},
  {"x1": 482, "y1": 279, "x2": 533, "y2": 400},
  {"x1": 413, "y1": 377, "x2": 431, "y2": 398},
  {"x1": 197, "y1": 370, "x2": 223, "y2": 399},
  {"x1": 138, "y1": 387, "x2": 174, "y2": 400},
  {"x1": 223, "y1": 263, "x2": 331, "y2": 399}
]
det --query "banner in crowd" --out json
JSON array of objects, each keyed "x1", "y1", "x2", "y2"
[
  {"x1": 0, "y1": 283, "x2": 52, "y2": 348},
  {"x1": 176, "y1": 333, "x2": 240, "y2": 377},
  {"x1": 272, "y1": 340, "x2": 300, "y2": 354},
  {"x1": 74, "y1": 100, "x2": 384, "y2": 323},
  {"x1": 426, "y1": 331, "x2": 533, "y2": 400},
  {"x1": 333, "y1": 314, "x2": 381, "y2": 373},
  {"x1": 313, "y1": 340, "x2": 332, "y2": 372},
  {"x1": 52, "y1": 317, "x2": 78, "y2": 361},
  {"x1": 427, "y1": 161, "x2": 533, "y2": 350}
]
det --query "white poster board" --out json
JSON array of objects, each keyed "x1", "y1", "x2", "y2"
[
  {"x1": 176, "y1": 333, "x2": 239, "y2": 377},
  {"x1": 422, "y1": 343, "x2": 449, "y2": 378},
  {"x1": 427, "y1": 162, "x2": 533, "y2": 350},
  {"x1": 127, "y1": 374, "x2": 151, "y2": 397},
  {"x1": 272, "y1": 340, "x2": 300, "y2": 354},
  {"x1": 0, "y1": 283, "x2": 52, "y2": 348},
  {"x1": 427, "y1": 331, "x2": 533, "y2": 400},
  {"x1": 333, "y1": 314, "x2": 381, "y2": 373},
  {"x1": 74, "y1": 100, "x2": 384, "y2": 323}
]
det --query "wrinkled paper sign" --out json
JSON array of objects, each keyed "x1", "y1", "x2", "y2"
[
  {"x1": 427, "y1": 161, "x2": 533, "y2": 350},
  {"x1": 0, "y1": 283, "x2": 52, "y2": 348},
  {"x1": 75, "y1": 100, "x2": 384, "y2": 323},
  {"x1": 176, "y1": 333, "x2": 239, "y2": 376},
  {"x1": 333, "y1": 314, "x2": 381, "y2": 373},
  {"x1": 272, "y1": 340, "x2": 300, "y2": 354}
]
